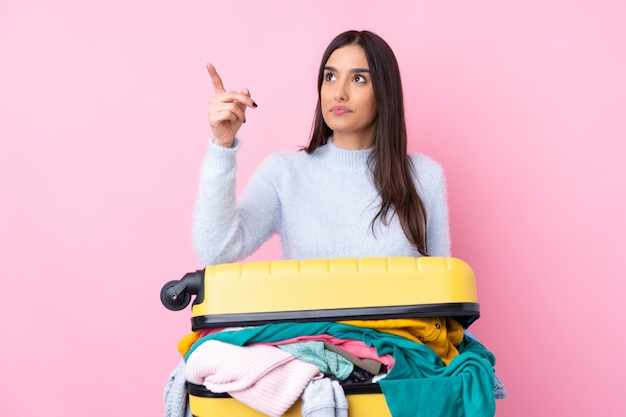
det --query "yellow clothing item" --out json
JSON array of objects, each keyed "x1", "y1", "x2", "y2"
[
  {"x1": 178, "y1": 330, "x2": 203, "y2": 357},
  {"x1": 339, "y1": 317, "x2": 464, "y2": 365}
]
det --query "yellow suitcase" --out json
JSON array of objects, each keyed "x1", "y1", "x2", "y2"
[{"x1": 161, "y1": 257, "x2": 481, "y2": 417}]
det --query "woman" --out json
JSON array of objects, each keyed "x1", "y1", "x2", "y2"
[
  {"x1": 166, "y1": 30, "x2": 505, "y2": 417},
  {"x1": 192, "y1": 30, "x2": 450, "y2": 266}
]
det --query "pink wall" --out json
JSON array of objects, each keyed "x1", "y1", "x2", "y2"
[{"x1": 1, "y1": 1, "x2": 625, "y2": 416}]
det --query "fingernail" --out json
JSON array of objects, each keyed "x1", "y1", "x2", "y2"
[{"x1": 252, "y1": 101, "x2": 258, "y2": 108}]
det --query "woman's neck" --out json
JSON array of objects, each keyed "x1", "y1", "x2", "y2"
[{"x1": 332, "y1": 131, "x2": 374, "y2": 150}]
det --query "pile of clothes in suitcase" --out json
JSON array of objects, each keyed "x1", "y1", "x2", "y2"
[{"x1": 164, "y1": 317, "x2": 506, "y2": 417}]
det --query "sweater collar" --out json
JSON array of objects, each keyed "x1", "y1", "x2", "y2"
[{"x1": 314, "y1": 137, "x2": 374, "y2": 174}]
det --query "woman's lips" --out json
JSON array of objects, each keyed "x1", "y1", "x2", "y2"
[{"x1": 330, "y1": 106, "x2": 351, "y2": 115}]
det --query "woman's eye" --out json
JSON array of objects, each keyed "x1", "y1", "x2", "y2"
[
  {"x1": 354, "y1": 75, "x2": 367, "y2": 83},
  {"x1": 325, "y1": 73, "x2": 336, "y2": 81}
]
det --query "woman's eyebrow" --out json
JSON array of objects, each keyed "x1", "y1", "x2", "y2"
[{"x1": 324, "y1": 66, "x2": 370, "y2": 73}]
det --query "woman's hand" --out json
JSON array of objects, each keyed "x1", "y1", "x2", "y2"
[{"x1": 206, "y1": 63, "x2": 257, "y2": 148}]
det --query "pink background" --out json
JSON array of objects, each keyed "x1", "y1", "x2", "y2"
[{"x1": 1, "y1": 1, "x2": 625, "y2": 416}]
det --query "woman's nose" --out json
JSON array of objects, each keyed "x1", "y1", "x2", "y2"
[{"x1": 334, "y1": 81, "x2": 347, "y2": 101}]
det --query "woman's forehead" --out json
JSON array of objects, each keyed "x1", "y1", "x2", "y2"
[{"x1": 325, "y1": 45, "x2": 369, "y2": 70}]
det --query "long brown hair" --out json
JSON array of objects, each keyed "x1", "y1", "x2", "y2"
[{"x1": 305, "y1": 30, "x2": 429, "y2": 255}]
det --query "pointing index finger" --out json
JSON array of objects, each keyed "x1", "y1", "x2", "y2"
[{"x1": 206, "y1": 63, "x2": 226, "y2": 93}]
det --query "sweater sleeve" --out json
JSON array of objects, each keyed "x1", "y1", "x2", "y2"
[{"x1": 192, "y1": 139, "x2": 280, "y2": 266}]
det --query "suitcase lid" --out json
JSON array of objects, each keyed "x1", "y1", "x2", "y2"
[{"x1": 181, "y1": 257, "x2": 480, "y2": 329}]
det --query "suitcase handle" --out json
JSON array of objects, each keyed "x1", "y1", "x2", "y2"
[{"x1": 160, "y1": 270, "x2": 203, "y2": 311}]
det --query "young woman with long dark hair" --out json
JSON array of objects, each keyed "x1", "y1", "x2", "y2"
[
  {"x1": 192, "y1": 30, "x2": 450, "y2": 265},
  {"x1": 165, "y1": 30, "x2": 505, "y2": 417}
]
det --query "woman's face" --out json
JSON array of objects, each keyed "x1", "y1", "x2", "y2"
[{"x1": 321, "y1": 44, "x2": 378, "y2": 149}]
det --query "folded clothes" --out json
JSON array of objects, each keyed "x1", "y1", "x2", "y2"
[
  {"x1": 186, "y1": 340, "x2": 321, "y2": 417},
  {"x1": 186, "y1": 321, "x2": 497, "y2": 417}
]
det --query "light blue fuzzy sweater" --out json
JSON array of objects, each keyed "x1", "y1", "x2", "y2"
[{"x1": 192, "y1": 137, "x2": 451, "y2": 266}]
